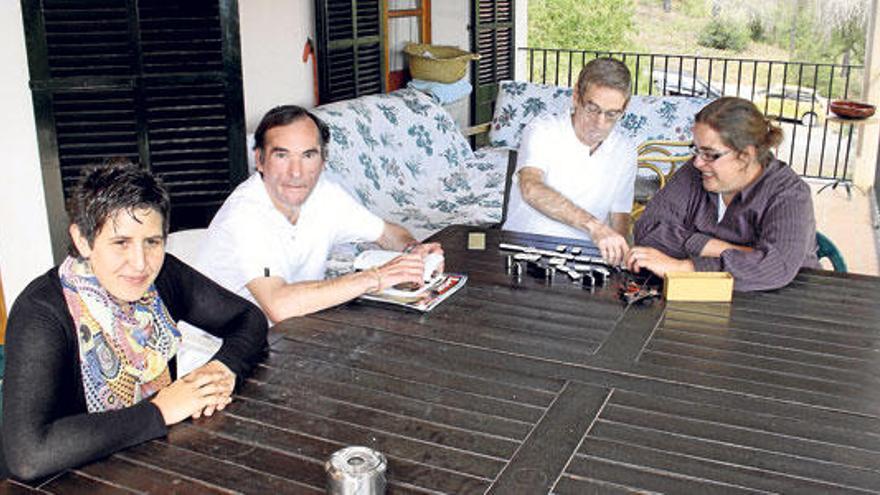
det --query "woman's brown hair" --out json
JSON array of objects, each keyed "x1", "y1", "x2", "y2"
[{"x1": 695, "y1": 97, "x2": 784, "y2": 166}]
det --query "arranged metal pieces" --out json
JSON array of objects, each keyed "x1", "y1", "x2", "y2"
[
  {"x1": 500, "y1": 242, "x2": 611, "y2": 288},
  {"x1": 499, "y1": 242, "x2": 612, "y2": 268}
]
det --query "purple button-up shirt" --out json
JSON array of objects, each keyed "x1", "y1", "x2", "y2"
[{"x1": 634, "y1": 158, "x2": 820, "y2": 291}]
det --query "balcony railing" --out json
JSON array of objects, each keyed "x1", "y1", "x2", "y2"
[{"x1": 520, "y1": 47, "x2": 865, "y2": 182}]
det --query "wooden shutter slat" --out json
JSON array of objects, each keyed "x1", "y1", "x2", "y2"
[
  {"x1": 471, "y1": 0, "x2": 516, "y2": 127},
  {"x1": 25, "y1": 0, "x2": 247, "y2": 240},
  {"x1": 316, "y1": 0, "x2": 384, "y2": 104},
  {"x1": 42, "y1": 0, "x2": 130, "y2": 79},
  {"x1": 143, "y1": 75, "x2": 234, "y2": 210}
]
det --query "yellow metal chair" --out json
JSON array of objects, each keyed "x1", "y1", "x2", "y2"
[{"x1": 632, "y1": 140, "x2": 692, "y2": 222}]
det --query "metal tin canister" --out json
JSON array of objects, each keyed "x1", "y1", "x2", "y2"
[{"x1": 325, "y1": 446, "x2": 387, "y2": 495}]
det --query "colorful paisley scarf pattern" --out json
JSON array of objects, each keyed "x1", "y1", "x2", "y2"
[{"x1": 59, "y1": 256, "x2": 180, "y2": 412}]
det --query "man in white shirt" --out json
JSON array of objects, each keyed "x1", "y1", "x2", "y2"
[
  {"x1": 196, "y1": 105, "x2": 442, "y2": 323},
  {"x1": 503, "y1": 58, "x2": 637, "y2": 265}
]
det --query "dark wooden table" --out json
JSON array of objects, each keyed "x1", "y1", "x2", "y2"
[{"x1": 6, "y1": 225, "x2": 880, "y2": 494}]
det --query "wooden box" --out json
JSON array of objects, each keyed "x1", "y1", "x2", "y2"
[{"x1": 663, "y1": 272, "x2": 733, "y2": 302}]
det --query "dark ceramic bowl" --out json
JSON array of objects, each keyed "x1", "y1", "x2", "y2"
[{"x1": 830, "y1": 100, "x2": 876, "y2": 119}]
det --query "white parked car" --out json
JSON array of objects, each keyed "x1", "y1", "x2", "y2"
[{"x1": 651, "y1": 69, "x2": 723, "y2": 99}]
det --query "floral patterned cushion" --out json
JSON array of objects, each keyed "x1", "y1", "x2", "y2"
[
  {"x1": 488, "y1": 80, "x2": 713, "y2": 153},
  {"x1": 312, "y1": 88, "x2": 505, "y2": 240},
  {"x1": 621, "y1": 95, "x2": 713, "y2": 146},
  {"x1": 489, "y1": 81, "x2": 573, "y2": 149}
]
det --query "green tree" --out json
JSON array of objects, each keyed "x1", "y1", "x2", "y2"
[
  {"x1": 528, "y1": 0, "x2": 636, "y2": 50},
  {"x1": 711, "y1": 0, "x2": 867, "y2": 64},
  {"x1": 697, "y1": 18, "x2": 749, "y2": 51},
  {"x1": 831, "y1": 15, "x2": 867, "y2": 66}
]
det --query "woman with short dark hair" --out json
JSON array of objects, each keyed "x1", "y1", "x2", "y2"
[
  {"x1": 1, "y1": 162, "x2": 267, "y2": 480},
  {"x1": 627, "y1": 97, "x2": 820, "y2": 291}
]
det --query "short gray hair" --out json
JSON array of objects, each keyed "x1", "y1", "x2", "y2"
[{"x1": 575, "y1": 57, "x2": 632, "y2": 100}]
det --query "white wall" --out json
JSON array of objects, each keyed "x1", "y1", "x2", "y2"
[
  {"x1": 239, "y1": 1, "x2": 316, "y2": 132},
  {"x1": 430, "y1": 0, "x2": 472, "y2": 126},
  {"x1": 516, "y1": 0, "x2": 528, "y2": 79},
  {"x1": 432, "y1": 1, "x2": 469, "y2": 47},
  {"x1": 0, "y1": 2, "x2": 54, "y2": 310}
]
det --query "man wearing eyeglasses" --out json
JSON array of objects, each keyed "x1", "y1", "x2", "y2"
[{"x1": 502, "y1": 58, "x2": 637, "y2": 265}]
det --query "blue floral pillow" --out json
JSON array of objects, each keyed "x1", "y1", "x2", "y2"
[
  {"x1": 489, "y1": 81, "x2": 573, "y2": 150},
  {"x1": 622, "y1": 95, "x2": 712, "y2": 150}
]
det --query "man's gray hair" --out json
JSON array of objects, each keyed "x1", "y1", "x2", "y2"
[{"x1": 575, "y1": 57, "x2": 632, "y2": 100}]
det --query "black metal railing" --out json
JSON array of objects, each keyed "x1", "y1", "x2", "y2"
[{"x1": 520, "y1": 47, "x2": 865, "y2": 181}]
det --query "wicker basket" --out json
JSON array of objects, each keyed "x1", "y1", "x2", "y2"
[{"x1": 404, "y1": 43, "x2": 480, "y2": 83}]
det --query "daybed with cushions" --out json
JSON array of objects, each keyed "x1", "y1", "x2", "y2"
[
  {"x1": 248, "y1": 88, "x2": 509, "y2": 241},
  {"x1": 242, "y1": 82, "x2": 714, "y2": 239}
]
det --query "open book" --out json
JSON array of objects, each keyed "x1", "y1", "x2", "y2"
[
  {"x1": 353, "y1": 250, "x2": 467, "y2": 312},
  {"x1": 359, "y1": 273, "x2": 468, "y2": 312}
]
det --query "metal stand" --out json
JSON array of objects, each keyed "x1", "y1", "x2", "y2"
[{"x1": 816, "y1": 179, "x2": 865, "y2": 199}]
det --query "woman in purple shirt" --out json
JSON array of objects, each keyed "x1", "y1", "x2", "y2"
[{"x1": 627, "y1": 97, "x2": 819, "y2": 291}]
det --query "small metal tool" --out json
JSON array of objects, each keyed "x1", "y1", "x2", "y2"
[{"x1": 581, "y1": 272, "x2": 595, "y2": 289}]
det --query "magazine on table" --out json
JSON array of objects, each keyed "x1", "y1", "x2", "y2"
[{"x1": 352, "y1": 249, "x2": 467, "y2": 312}]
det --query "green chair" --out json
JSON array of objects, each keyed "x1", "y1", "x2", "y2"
[{"x1": 816, "y1": 232, "x2": 847, "y2": 273}]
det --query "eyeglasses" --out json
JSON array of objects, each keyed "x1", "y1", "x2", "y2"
[
  {"x1": 579, "y1": 100, "x2": 624, "y2": 121},
  {"x1": 689, "y1": 143, "x2": 731, "y2": 163}
]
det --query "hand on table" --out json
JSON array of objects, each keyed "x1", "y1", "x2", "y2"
[
  {"x1": 406, "y1": 241, "x2": 443, "y2": 258},
  {"x1": 150, "y1": 360, "x2": 235, "y2": 425},
  {"x1": 407, "y1": 242, "x2": 445, "y2": 276},
  {"x1": 587, "y1": 222, "x2": 629, "y2": 266},
  {"x1": 374, "y1": 253, "x2": 431, "y2": 291},
  {"x1": 626, "y1": 246, "x2": 694, "y2": 277},
  {"x1": 186, "y1": 360, "x2": 236, "y2": 419},
  {"x1": 369, "y1": 242, "x2": 445, "y2": 292}
]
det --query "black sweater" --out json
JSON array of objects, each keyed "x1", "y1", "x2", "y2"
[{"x1": 1, "y1": 254, "x2": 268, "y2": 480}]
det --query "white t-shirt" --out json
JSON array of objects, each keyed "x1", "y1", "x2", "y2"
[
  {"x1": 502, "y1": 112, "x2": 637, "y2": 241},
  {"x1": 195, "y1": 173, "x2": 385, "y2": 306}
]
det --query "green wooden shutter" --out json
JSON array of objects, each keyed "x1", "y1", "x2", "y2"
[
  {"x1": 22, "y1": 0, "x2": 246, "y2": 257},
  {"x1": 314, "y1": 0, "x2": 384, "y2": 104},
  {"x1": 471, "y1": 0, "x2": 515, "y2": 126}
]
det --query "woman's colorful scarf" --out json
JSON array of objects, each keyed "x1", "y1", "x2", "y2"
[{"x1": 59, "y1": 256, "x2": 180, "y2": 412}]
